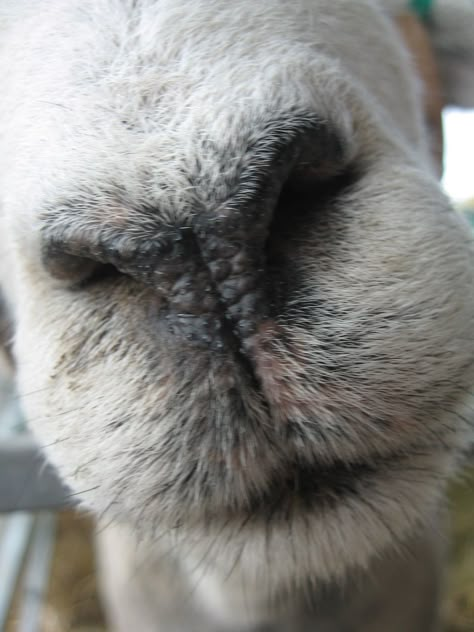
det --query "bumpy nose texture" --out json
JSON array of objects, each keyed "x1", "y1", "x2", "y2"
[
  {"x1": 164, "y1": 221, "x2": 269, "y2": 352},
  {"x1": 195, "y1": 236, "x2": 266, "y2": 344}
]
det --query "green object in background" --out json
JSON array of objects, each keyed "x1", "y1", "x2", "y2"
[{"x1": 410, "y1": 0, "x2": 434, "y2": 19}]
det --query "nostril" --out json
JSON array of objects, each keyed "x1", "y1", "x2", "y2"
[
  {"x1": 40, "y1": 228, "x2": 174, "y2": 288},
  {"x1": 41, "y1": 225, "x2": 192, "y2": 289},
  {"x1": 42, "y1": 247, "x2": 121, "y2": 286}
]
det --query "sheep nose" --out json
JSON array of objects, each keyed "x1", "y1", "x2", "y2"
[{"x1": 42, "y1": 115, "x2": 345, "y2": 350}]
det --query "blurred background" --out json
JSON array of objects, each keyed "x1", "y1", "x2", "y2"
[
  {"x1": 443, "y1": 108, "x2": 474, "y2": 207},
  {"x1": 0, "y1": 108, "x2": 474, "y2": 632}
]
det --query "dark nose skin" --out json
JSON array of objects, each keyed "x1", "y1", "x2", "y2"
[
  {"x1": 168, "y1": 231, "x2": 266, "y2": 349},
  {"x1": 140, "y1": 222, "x2": 268, "y2": 351},
  {"x1": 41, "y1": 114, "x2": 344, "y2": 352}
]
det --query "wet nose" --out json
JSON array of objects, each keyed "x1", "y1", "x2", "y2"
[{"x1": 42, "y1": 115, "x2": 344, "y2": 350}]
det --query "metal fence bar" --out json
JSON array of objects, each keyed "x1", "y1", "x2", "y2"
[
  {"x1": 0, "y1": 513, "x2": 35, "y2": 632},
  {"x1": 17, "y1": 512, "x2": 57, "y2": 632},
  {"x1": 0, "y1": 437, "x2": 73, "y2": 513}
]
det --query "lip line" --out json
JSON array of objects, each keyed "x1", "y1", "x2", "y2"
[{"x1": 243, "y1": 451, "x2": 407, "y2": 515}]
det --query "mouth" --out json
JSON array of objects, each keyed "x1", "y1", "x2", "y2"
[
  {"x1": 237, "y1": 445, "x2": 441, "y2": 522},
  {"x1": 251, "y1": 460, "x2": 376, "y2": 510},
  {"x1": 212, "y1": 450, "x2": 402, "y2": 524}
]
